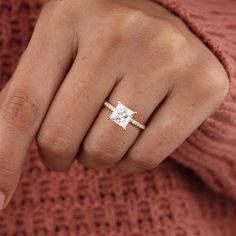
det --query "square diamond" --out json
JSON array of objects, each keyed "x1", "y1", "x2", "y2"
[{"x1": 110, "y1": 101, "x2": 135, "y2": 129}]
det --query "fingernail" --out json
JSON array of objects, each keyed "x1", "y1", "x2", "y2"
[{"x1": 0, "y1": 191, "x2": 6, "y2": 210}]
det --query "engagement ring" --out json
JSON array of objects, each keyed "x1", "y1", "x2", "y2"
[{"x1": 104, "y1": 101, "x2": 146, "y2": 130}]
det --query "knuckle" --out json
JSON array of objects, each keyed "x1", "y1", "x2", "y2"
[
  {"x1": 205, "y1": 67, "x2": 229, "y2": 95},
  {"x1": 40, "y1": 0, "x2": 65, "y2": 21},
  {"x1": 37, "y1": 130, "x2": 72, "y2": 159},
  {"x1": 119, "y1": 9, "x2": 152, "y2": 36},
  {"x1": 0, "y1": 164, "x2": 15, "y2": 178},
  {"x1": 1, "y1": 90, "x2": 39, "y2": 129},
  {"x1": 193, "y1": 66, "x2": 229, "y2": 101},
  {"x1": 0, "y1": 164, "x2": 15, "y2": 181},
  {"x1": 156, "y1": 20, "x2": 189, "y2": 59},
  {"x1": 102, "y1": 8, "x2": 153, "y2": 48},
  {"x1": 82, "y1": 140, "x2": 119, "y2": 167},
  {"x1": 29, "y1": 1, "x2": 76, "y2": 59},
  {"x1": 128, "y1": 152, "x2": 158, "y2": 171},
  {"x1": 0, "y1": 155, "x2": 19, "y2": 183},
  {"x1": 38, "y1": 0, "x2": 72, "y2": 31}
]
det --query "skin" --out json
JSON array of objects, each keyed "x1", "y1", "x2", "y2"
[{"x1": 0, "y1": 0, "x2": 229, "y2": 209}]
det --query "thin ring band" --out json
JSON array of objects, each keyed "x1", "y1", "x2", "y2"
[{"x1": 104, "y1": 101, "x2": 146, "y2": 130}]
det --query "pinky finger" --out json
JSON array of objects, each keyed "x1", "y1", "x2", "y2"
[{"x1": 116, "y1": 82, "x2": 222, "y2": 173}]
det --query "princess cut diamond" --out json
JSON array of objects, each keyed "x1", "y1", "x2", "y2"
[{"x1": 109, "y1": 101, "x2": 135, "y2": 130}]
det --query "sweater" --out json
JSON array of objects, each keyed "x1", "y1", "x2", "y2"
[{"x1": 0, "y1": 0, "x2": 235, "y2": 235}]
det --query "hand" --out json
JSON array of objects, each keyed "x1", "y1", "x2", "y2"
[{"x1": 0, "y1": 0, "x2": 229, "y2": 210}]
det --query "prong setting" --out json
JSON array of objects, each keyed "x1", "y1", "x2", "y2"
[
  {"x1": 104, "y1": 100, "x2": 146, "y2": 130},
  {"x1": 109, "y1": 101, "x2": 135, "y2": 130}
]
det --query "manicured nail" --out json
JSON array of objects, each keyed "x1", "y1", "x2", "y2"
[{"x1": 0, "y1": 191, "x2": 6, "y2": 210}]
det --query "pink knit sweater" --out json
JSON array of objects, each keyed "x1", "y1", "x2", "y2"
[{"x1": 0, "y1": 0, "x2": 235, "y2": 235}]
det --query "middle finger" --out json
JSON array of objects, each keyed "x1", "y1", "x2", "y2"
[{"x1": 37, "y1": 54, "x2": 118, "y2": 171}]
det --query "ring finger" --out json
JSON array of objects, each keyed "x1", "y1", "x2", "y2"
[{"x1": 77, "y1": 71, "x2": 169, "y2": 170}]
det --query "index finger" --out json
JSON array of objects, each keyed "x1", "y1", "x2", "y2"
[{"x1": 0, "y1": 3, "x2": 75, "y2": 209}]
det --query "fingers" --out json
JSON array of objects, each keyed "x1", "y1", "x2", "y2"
[
  {"x1": 0, "y1": 4, "x2": 74, "y2": 210},
  {"x1": 77, "y1": 72, "x2": 169, "y2": 170},
  {"x1": 36, "y1": 54, "x2": 119, "y2": 171},
  {"x1": 116, "y1": 75, "x2": 222, "y2": 173},
  {"x1": 0, "y1": 80, "x2": 11, "y2": 108}
]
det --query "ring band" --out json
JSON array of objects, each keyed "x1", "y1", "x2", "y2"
[{"x1": 104, "y1": 100, "x2": 146, "y2": 130}]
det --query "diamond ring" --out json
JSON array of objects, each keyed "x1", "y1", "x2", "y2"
[{"x1": 104, "y1": 100, "x2": 146, "y2": 130}]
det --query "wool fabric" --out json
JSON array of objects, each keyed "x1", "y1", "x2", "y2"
[{"x1": 0, "y1": 0, "x2": 236, "y2": 235}]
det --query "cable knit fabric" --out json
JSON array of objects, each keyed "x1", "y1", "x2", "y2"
[{"x1": 0, "y1": 0, "x2": 236, "y2": 236}]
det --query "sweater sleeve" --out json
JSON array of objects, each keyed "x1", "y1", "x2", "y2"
[{"x1": 154, "y1": 0, "x2": 236, "y2": 200}]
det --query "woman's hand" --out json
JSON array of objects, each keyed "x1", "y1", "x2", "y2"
[{"x1": 0, "y1": 0, "x2": 229, "y2": 209}]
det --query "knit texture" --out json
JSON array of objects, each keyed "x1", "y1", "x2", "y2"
[
  {"x1": 156, "y1": 0, "x2": 236, "y2": 201},
  {"x1": 0, "y1": 0, "x2": 236, "y2": 235}
]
